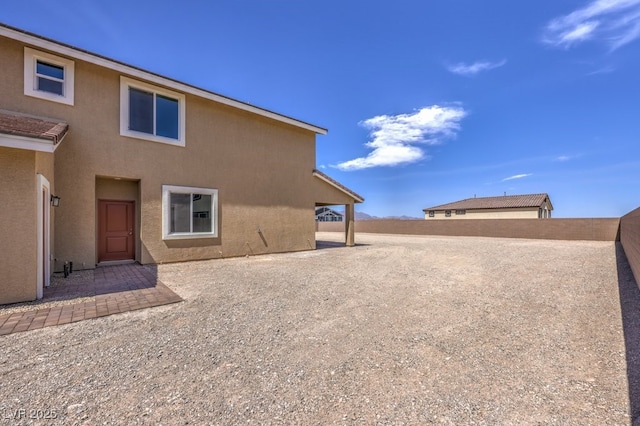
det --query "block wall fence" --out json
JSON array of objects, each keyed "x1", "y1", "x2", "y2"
[
  {"x1": 621, "y1": 207, "x2": 640, "y2": 284},
  {"x1": 317, "y1": 218, "x2": 621, "y2": 241},
  {"x1": 318, "y1": 213, "x2": 640, "y2": 285}
]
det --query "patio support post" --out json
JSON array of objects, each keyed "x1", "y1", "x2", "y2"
[{"x1": 345, "y1": 203, "x2": 355, "y2": 247}]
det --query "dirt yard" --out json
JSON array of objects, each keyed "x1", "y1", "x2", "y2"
[{"x1": 0, "y1": 232, "x2": 636, "y2": 424}]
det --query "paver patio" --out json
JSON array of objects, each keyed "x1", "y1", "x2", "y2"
[{"x1": 0, "y1": 263, "x2": 182, "y2": 335}]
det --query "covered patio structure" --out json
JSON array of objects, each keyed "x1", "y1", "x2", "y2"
[{"x1": 312, "y1": 169, "x2": 364, "y2": 247}]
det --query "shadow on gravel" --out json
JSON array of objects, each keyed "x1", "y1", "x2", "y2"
[
  {"x1": 315, "y1": 240, "x2": 369, "y2": 250},
  {"x1": 616, "y1": 242, "x2": 640, "y2": 425}
]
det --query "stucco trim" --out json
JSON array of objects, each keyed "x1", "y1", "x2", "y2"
[
  {"x1": 120, "y1": 76, "x2": 186, "y2": 147},
  {"x1": 36, "y1": 174, "x2": 51, "y2": 299},
  {"x1": 1, "y1": 24, "x2": 327, "y2": 135},
  {"x1": 24, "y1": 47, "x2": 75, "y2": 106},
  {"x1": 0, "y1": 133, "x2": 61, "y2": 153},
  {"x1": 162, "y1": 185, "x2": 219, "y2": 240}
]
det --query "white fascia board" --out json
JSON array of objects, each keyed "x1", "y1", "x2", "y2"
[
  {"x1": 0, "y1": 133, "x2": 59, "y2": 153},
  {"x1": 313, "y1": 171, "x2": 364, "y2": 203},
  {"x1": 0, "y1": 25, "x2": 328, "y2": 135}
]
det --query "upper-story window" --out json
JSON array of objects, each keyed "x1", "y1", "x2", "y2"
[
  {"x1": 24, "y1": 47, "x2": 75, "y2": 105},
  {"x1": 120, "y1": 76, "x2": 185, "y2": 146},
  {"x1": 445, "y1": 210, "x2": 451, "y2": 217}
]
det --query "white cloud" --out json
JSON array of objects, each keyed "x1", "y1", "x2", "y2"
[
  {"x1": 543, "y1": 0, "x2": 640, "y2": 50},
  {"x1": 502, "y1": 173, "x2": 532, "y2": 181},
  {"x1": 587, "y1": 65, "x2": 617, "y2": 74},
  {"x1": 560, "y1": 21, "x2": 600, "y2": 44},
  {"x1": 447, "y1": 59, "x2": 507, "y2": 76},
  {"x1": 554, "y1": 153, "x2": 586, "y2": 162},
  {"x1": 334, "y1": 106, "x2": 467, "y2": 171}
]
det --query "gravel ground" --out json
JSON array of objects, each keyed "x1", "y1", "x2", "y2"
[{"x1": 0, "y1": 232, "x2": 635, "y2": 425}]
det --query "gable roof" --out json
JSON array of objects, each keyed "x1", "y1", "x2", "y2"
[
  {"x1": 0, "y1": 23, "x2": 327, "y2": 135},
  {"x1": 313, "y1": 169, "x2": 364, "y2": 203},
  {"x1": 423, "y1": 193, "x2": 552, "y2": 212},
  {"x1": 315, "y1": 206, "x2": 343, "y2": 216},
  {"x1": 0, "y1": 109, "x2": 68, "y2": 152}
]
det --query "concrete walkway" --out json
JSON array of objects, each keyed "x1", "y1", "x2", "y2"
[{"x1": 0, "y1": 264, "x2": 182, "y2": 335}]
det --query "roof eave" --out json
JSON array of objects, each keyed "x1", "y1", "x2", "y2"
[
  {"x1": 313, "y1": 170, "x2": 364, "y2": 203},
  {"x1": 0, "y1": 132, "x2": 62, "y2": 153},
  {"x1": 0, "y1": 23, "x2": 327, "y2": 135}
]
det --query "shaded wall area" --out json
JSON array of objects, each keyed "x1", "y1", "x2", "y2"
[
  {"x1": 615, "y1": 242, "x2": 640, "y2": 425},
  {"x1": 318, "y1": 218, "x2": 621, "y2": 241},
  {"x1": 621, "y1": 207, "x2": 640, "y2": 284},
  {"x1": 0, "y1": 148, "x2": 37, "y2": 304}
]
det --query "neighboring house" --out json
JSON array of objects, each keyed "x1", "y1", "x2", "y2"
[
  {"x1": 315, "y1": 206, "x2": 343, "y2": 222},
  {"x1": 0, "y1": 24, "x2": 363, "y2": 305},
  {"x1": 423, "y1": 194, "x2": 553, "y2": 220}
]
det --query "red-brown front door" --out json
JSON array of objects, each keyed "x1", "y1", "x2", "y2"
[{"x1": 98, "y1": 200, "x2": 135, "y2": 262}]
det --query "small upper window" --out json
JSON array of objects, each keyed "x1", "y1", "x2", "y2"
[
  {"x1": 445, "y1": 210, "x2": 451, "y2": 217},
  {"x1": 428, "y1": 211, "x2": 435, "y2": 217},
  {"x1": 24, "y1": 47, "x2": 74, "y2": 105},
  {"x1": 120, "y1": 77, "x2": 185, "y2": 146},
  {"x1": 36, "y1": 60, "x2": 64, "y2": 95}
]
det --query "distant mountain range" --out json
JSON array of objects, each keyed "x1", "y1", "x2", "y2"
[
  {"x1": 354, "y1": 211, "x2": 422, "y2": 221},
  {"x1": 330, "y1": 209, "x2": 422, "y2": 220}
]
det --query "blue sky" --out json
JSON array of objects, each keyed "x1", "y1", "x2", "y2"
[{"x1": 3, "y1": 1, "x2": 639, "y2": 217}]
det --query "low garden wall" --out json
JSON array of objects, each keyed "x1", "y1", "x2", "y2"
[{"x1": 317, "y1": 218, "x2": 621, "y2": 241}]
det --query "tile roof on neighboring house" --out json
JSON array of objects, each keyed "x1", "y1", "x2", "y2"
[
  {"x1": 0, "y1": 110, "x2": 69, "y2": 144},
  {"x1": 423, "y1": 193, "x2": 552, "y2": 212},
  {"x1": 313, "y1": 169, "x2": 365, "y2": 203}
]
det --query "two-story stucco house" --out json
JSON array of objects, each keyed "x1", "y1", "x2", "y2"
[
  {"x1": 0, "y1": 24, "x2": 363, "y2": 305},
  {"x1": 423, "y1": 193, "x2": 553, "y2": 220}
]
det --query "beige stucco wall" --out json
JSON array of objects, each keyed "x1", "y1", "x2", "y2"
[
  {"x1": 313, "y1": 177, "x2": 358, "y2": 206},
  {"x1": 0, "y1": 148, "x2": 37, "y2": 303},
  {"x1": 1, "y1": 36, "x2": 320, "y2": 268},
  {"x1": 425, "y1": 207, "x2": 542, "y2": 220}
]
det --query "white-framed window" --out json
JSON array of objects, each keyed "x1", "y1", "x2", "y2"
[
  {"x1": 162, "y1": 185, "x2": 218, "y2": 239},
  {"x1": 24, "y1": 47, "x2": 75, "y2": 105},
  {"x1": 428, "y1": 211, "x2": 435, "y2": 218},
  {"x1": 445, "y1": 210, "x2": 451, "y2": 217},
  {"x1": 120, "y1": 76, "x2": 186, "y2": 146}
]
